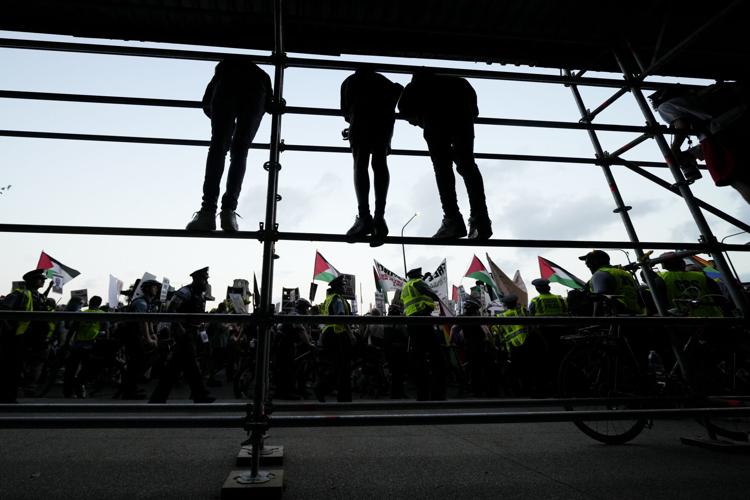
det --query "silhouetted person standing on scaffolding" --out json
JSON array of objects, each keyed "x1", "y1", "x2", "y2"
[
  {"x1": 186, "y1": 57, "x2": 273, "y2": 232},
  {"x1": 340, "y1": 68, "x2": 404, "y2": 246},
  {"x1": 398, "y1": 71, "x2": 492, "y2": 240}
]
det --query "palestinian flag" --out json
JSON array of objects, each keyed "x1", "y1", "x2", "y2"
[
  {"x1": 538, "y1": 256, "x2": 585, "y2": 290},
  {"x1": 687, "y1": 255, "x2": 722, "y2": 281},
  {"x1": 313, "y1": 250, "x2": 340, "y2": 282},
  {"x1": 464, "y1": 255, "x2": 499, "y2": 294},
  {"x1": 37, "y1": 251, "x2": 80, "y2": 289}
]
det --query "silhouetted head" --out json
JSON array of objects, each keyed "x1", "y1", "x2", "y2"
[
  {"x1": 579, "y1": 250, "x2": 610, "y2": 274},
  {"x1": 501, "y1": 294, "x2": 519, "y2": 308},
  {"x1": 190, "y1": 267, "x2": 210, "y2": 292},
  {"x1": 531, "y1": 278, "x2": 551, "y2": 293},
  {"x1": 22, "y1": 269, "x2": 47, "y2": 290},
  {"x1": 89, "y1": 296, "x2": 103, "y2": 309},
  {"x1": 659, "y1": 252, "x2": 687, "y2": 272},
  {"x1": 406, "y1": 268, "x2": 423, "y2": 280}
]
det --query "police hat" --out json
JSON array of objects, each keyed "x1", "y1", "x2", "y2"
[
  {"x1": 531, "y1": 278, "x2": 550, "y2": 288},
  {"x1": 578, "y1": 250, "x2": 610, "y2": 264},
  {"x1": 406, "y1": 267, "x2": 422, "y2": 279},
  {"x1": 501, "y1": 293, "x2": 518, "y2": 305},
  {"x1": 140, "y1": 279, "x2": 161, "y2": 288},
  {"x1": 190, "y1": 267, "x2": 209, "y2": 279},
  {"x1": 23, "y1": 269, "x2": 47, "y2": 282}
]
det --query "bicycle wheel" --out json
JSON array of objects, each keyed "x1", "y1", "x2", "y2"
[{"x1": 558, "y1": 342, "x2": 648, "y2": 444}]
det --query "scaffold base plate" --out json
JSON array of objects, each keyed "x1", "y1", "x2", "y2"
[
  {"x1": 221, "y1": 469, "x2": 284, "y2": 499},
  {"x1": 680, "y1": 436, "x2": 750, "y2": 452},
  {"x1": 236, "y1": 445, "x2": 285, "y2": 466}
]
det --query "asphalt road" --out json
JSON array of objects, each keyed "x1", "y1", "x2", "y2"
[{"x1": 2, "y1": 413, "x2": 750, "y2": 499}]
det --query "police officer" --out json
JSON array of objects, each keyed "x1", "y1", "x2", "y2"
[
  {"x1": 315, "y1": 276, "x2": 353, "y2": 402},
  {"x1": 63, "y1": 295, "x2": 106, "y2": 398},
  {"x1": 149, "y1": 267, "x2": 215, "y2": 404},
  {"x1": 579, "y1": 250, "x2": 643, "y2": 315},
  {"x1": 340, "y1": 68, "x2": 404, "y2": 245},
  {"x1": 0, "y1": 269, "x2": 49, "y2": 403},
  {"x1": 275, "y1": 298, "x2": 313, "y2": 399},
  {"x1": 654, "y1": 252, "x2": 725, "y2": 317},
  {"x1": 456, "y1": 296, "x2": 492, "y2": 397},
  {"x1": 529, "y1": 279, "x2": 567, "y2": 316},
  {"x1": 384, "y1": 302, "x2": 409, "y2": 399},
  {"x1": 186, "y1": 57, "x2": 273, "y2": 232},
  {"x1": 398, "y1": 71, "x2": 492, "y2": 240},
  {"x1": 499, "y1": 293, "x2": 541, "y2": 396},
  {"x1": 401, "y1": 267, "x2": 445, "y2": 400},
  {"x1": 121, "y1": 279, "x2": 160, "y2": 399}
]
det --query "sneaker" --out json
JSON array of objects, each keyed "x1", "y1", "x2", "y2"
[
  {"x1": 468, "y1": 215, "x2": 493, "y2": 240},
  {"x1": 433, "y1": 215, "x2": 467, "y2": 239},
  {"x1": 220, "y1": 210, "x2": 239, "y2": 232},
  {"x1": 370, "y1": 217, "x2": 389, "y2": 247},
  {"x1": 346, "y1": 215, "x2": 373, "y2": 239},
  {"x1": 186, "y1": 208, "x2": 216, "y2": 231}
]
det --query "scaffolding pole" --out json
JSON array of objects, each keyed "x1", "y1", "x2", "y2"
[
  {"x1": 245, "y1": 0, "x2": 284, "y2": 483},
  {"x1": 565, "y1": 69, "x2": 667, "y2": 316},
  {"x1": 615, "y1": 49, "x2": 749, "y2": 316}
]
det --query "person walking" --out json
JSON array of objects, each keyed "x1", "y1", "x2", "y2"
[{"x1": 149, "y1": 267, "x2": 215, "y2": 403}]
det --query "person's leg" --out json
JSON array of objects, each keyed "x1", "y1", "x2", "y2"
[
  {"x1": 179, "y1": 336, "x2": 212, "y2": 402},
  {"x1": 453, "y1": 123, "x2": 492, "y2": 239},
  {"x1": 221, "y1": 90, "x2": 267, "y2": 212},
  {"x1": 201, "y1": 94, "x2": 236, "y2": 212},
  {"x1": 336, "y1": 334, "x2": 353, "y2": 402},
  {"x1": 345, "y1": 140, "x2": 375, "y2": 238},
  {"x1": 424, "y1": 123, "x2": 467, "y2": 238}
]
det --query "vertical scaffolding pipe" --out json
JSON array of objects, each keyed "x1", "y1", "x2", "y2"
[
  {"x1": 615, "y1": 51, "x2": 749, "y2": 317},
  {"x1": 564, "y1": 70, "x2": 667, "y2": 316},
  {"x1": 247, "y1": 0, "x2": 285, "y2": 480}
]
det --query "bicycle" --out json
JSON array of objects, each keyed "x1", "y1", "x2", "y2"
[{"x1": 558, "y1": 293, "x2": 750, "y2": 445}]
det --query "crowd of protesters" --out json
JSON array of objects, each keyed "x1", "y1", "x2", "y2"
[{"x1": 2, "y1": 247, "x2": 749, "y2": 404}]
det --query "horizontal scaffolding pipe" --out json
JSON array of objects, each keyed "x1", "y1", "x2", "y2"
[
  {"x1": 0, "y1": 396, "x2": 723, "y2": 414},
  {"x1": 0, "y1": 91, "x2": 673, "y2": 135},
  {"x1": 6, "y1": 223, "x2": 742, "y2": 252},
  {"x1": 1, "y1": 407, "x2": 749, "y2": 429},
  {"x1": 0, "y1": 311, "x2": 744, "y2": 328},
  {"x1": 0, "y1": 37, "x2": 692, "y2": 91},
  {"x1": 0, "y1": 129, "x2": 671, "y2": 169}
]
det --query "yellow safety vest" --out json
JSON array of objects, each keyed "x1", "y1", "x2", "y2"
[
  {"x1": 658, "y1": 271, "x2": 724, "y2": 317},
  {"x1": 401, "y1": 278, "x2": 435, "y2": 316},
  {"x1": 597, "y1": 267, "x2": 643, "y2": 314},
  {"x1": 502, "y1": 306, "x2": 528, "y2": 349},
  {"x1": 75, "y1": 308, "x2": 103, "y2": 342},
  {"x1": 530, "y1": 293, "x2": 567, "y2": 316},
  {"x1": 321, "y1": 293, "x2": 351, "y2": 334},
  {"x1": 13, "y1": 289, "x2": 33, "y2": 336}
]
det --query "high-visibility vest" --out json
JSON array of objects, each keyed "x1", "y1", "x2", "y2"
[
  {"x1": 658, "y1": 271, "x2": 724, "y2": 317},
  {"x1": 13, "y1": 289, "x2": 33, "y2": 336},
  {"x1": 75, "y1": 308, "x2": 103, "y2": 342},
  {"x1": 502, "y1": 306, "x2": 528, "y2": 349},
  {"x1": 596, "y1": 267, "x2": 642, "y2": 314},
  {"x1": 401, "y1": 278, "x2": 435, "y2": 316},
  {"x1": 530, "y1": 293, "x2": 567, "y2": 316},
  {"x1": 321, "y1": 293, "x2": 351, "y2": 334}
]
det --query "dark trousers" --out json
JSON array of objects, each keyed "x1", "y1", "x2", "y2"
[
  {"x1": 63, "y1": 343, "x2": 97, "y2": 396},
  {"x1": 0, "y1": 332, "x2": 24, "y2": 403},
  {"x1": 201, "y1": 84, "x2": 266, "y2": 211},
  {"x1": 386, "y1": 341, "x2": 408, "y2": 398},
  {"x1": 150, "y1": 333, "x2": 208, "y2": 402},
  {"x1": 409, "y1": 323, "x2": 446, "y2": 401},
  {"x1": 316, "y1": 329, "x2": 352, "y2": 402},
  {"x1": 423, "y1": 118, "x2": 488, "y2": 218},
  {"x1": 122, "y1": 334, "x2": 146, "y2": 396}
]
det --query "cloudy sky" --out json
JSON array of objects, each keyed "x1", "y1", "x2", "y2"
[{"x1": 1, "y1": 30, "x2": 748, "y2": 309}]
